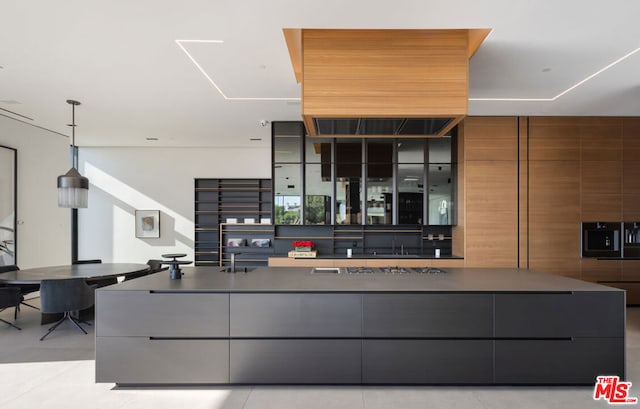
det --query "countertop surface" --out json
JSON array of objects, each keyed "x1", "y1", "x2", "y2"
[{"x1": 99, "y1": 266, "x2": 623, "y2": 293}]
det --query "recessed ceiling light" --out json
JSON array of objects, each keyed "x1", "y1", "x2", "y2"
[{"x1": 471, "y1": 46, "x2": 640, "y2": 102}]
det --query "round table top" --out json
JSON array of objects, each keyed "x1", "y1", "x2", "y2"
[
  {"x1": 161, "y1": 253, "x2": 187, "y2": 259},
  {"x1": 0, "y1": 263, "x2": 150, "y2": 285}
]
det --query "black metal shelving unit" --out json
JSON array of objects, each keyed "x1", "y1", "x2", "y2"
[{"x1": 194, "y1": 179, "x2": 272, "y2": 268}]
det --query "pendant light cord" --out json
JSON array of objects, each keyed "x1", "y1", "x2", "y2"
[
  {"x1": 67, "y1": 99, "x2": 81, "y2": 169},
  {"x1": 71, "y1": 102, "x2": 76, "y2": 169}
]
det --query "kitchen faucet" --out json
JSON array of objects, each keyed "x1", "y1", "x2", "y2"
[{"x1": 230, "y1": 253, "x2": 239, "y2": 273}]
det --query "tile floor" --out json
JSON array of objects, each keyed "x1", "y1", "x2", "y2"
[{"x1": 1, "y1": 297, "x2": 638, "y2": 409}]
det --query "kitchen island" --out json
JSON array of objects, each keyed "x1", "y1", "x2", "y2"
[{"x1": 95, "y1": 266, "x2": 625, "y2": 385}]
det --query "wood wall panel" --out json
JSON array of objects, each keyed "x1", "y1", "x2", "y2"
[
  {"x1": 528, "y1": 160, "x2": 581, "y2": 278},
  {"x1": 519, "y1": 117, "x2": 529, "y2": 269},
  {"x1": 580, "y1": 123, "x2": 622, "y2": 162},
  {"x1": 452, "y1": 122, "x2": 465, "y2": 258},
  {"x1": 460, "y1": 115, "x2": 638, "y2": 287},
  {"x1": 623, "y1": 161, "x2": 640, "y2": 194},
  {"x1": 462, "y1": 117, "x2": 518, "y2": 161},
  {"x1": 581, "y1": 161, "x2": 622, "y2": 195},
  {"x1": 580, "y1": 259, "x2": 622, "y2": 283},
  {"x1": 528, "y1": 118, "x2": 580, "y2": 161},
  {"x1": 581, "y1": 194, "x2": 622, "y2": 221},
  {"x1": 464, "y1": 161, "x2": 518, "y2": 267},
  {"x1": 622, "y1": 118, "x2": 640, "y2": 160},
  {"x1": 623, "y1": 194, "x2": 640, "y2": 220},
  {"x1": 623, "y1": 260, "x2": 640, "y2": 281}
]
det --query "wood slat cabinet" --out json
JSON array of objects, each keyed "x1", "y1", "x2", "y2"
[{"x1": 461, "y1": 117, "x2": 519, "y2": 268}]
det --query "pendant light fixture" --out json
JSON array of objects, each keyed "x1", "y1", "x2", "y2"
[{"x1": 57, "y1": 99, "x2": 89, "y2": 208}]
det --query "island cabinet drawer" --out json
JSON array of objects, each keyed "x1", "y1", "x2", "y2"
[
  {"x1": 494, "y1": 292, "x2": 625, "y2": 338},
  {"x1": 362, "y1": 294, "x2": 493, "y2": 337},
  {"x1": 230, "y1": 294, "x2": 361, "y2": 337},
  {"x1": 230, "y1": 340, "x2": 361, "y2": 384},
  {"x1": 362, "y1": 340, "x2": 493, "y2": 384},
  {"x1": 96, "y1": 337, "x2": 229, "y2": 384},
  {"x1": 495, "y1": 338, "x2": 624, "y2": 384},
  {"x1": 96, "y1": 291, "x2": 229, "y2": 337}
]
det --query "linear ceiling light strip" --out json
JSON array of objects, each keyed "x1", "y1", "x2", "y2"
[
  {"x1": 0, "y1": 107, "x2": 33, "y2": 121},
  {"x1": 175, "y1": 39, "x2": 299, "y2": 101},
  {"x1": 0, "y1": 112, "x2": 68, "y2": 138}
]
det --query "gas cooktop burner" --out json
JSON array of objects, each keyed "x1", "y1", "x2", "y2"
[
  {"x1": 413, "y1": 267, "x2": 447, "y2": 274},
  {"x1": 382, "y1": 266, "x2": 410, "y2": 274},
  {"x1": 341, "y1": 266, "x2": 448, "y2": 274},
  {"x1": 346, "y1": 266, "x2": 374, "y2": 274}
]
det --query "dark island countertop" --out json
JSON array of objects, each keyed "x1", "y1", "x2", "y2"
[{"x1": 100, "y1": 266, "x2": 623, "y2": 293}]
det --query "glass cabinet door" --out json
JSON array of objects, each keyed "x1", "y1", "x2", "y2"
[
  {"x1": 427, "y1": 164, "x2": 452, "y2": 225},
  {"x1": 274, "y1": 163, "x2": 301, "y2": 224}
]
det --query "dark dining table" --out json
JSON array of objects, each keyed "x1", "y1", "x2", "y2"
[
  {"x1": 0, "y1": 263, "x2": 150, "y2": 285},
  {"x1": 0, "y1": 263, "x2": 151, "y2": 324}
]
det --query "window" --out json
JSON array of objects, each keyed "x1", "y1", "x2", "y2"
[{"x1": 272, "y1": 122, "x2": 455, "y2": 225}]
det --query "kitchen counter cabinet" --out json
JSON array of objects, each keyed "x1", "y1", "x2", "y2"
[
  {"x1": 95, "y1": 266, "x2": 625, "y2": 385},
  {"x1": 230, "y1": 293, "x2": 361, "y2": 337}
]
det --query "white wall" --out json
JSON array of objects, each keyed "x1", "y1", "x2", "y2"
[
  {"x1": 0, "y1": 116, "x2": 72, "y2": 268},
  {"x1": 78, "y1": 147, "x2": 270, "y2": 263}
]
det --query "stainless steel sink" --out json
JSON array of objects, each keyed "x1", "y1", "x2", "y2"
[
  {"x1": 370, "y1": 254, "x2": 419, "y2": 258},
  {"x1": 310, "y1": 267, "x2": 341, "y2": 274}
]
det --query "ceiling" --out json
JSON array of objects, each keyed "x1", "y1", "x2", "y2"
[{"x1": 1, "y1": 0, "x2": 640, "y2": 148}]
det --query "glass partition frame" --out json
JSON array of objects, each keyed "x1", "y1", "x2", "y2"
[
  {"x1": 272, "y1": 122, "x2": 455, "y2": 226},
  {"x1": 0, "y1": 145, "x2": 17, "y2": 266}
]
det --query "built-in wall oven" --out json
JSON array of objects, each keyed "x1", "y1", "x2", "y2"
[
  {"x1": 624, "y1": 222, "x2": 640, "y2": 257},
  {"x1": 581, "y1": 222, "x2": 621, "y2": 258}
]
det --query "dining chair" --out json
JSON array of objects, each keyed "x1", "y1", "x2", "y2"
[
  {"x1": 72, "y1": 259, "x2": 103, "y2": 265},
  {"x1": 147, "y1": 259, "x2": 166, "y2": 273},
  {"x1": 122, "y1": 259, "x2": 165, "y2": 282},
  {"x1": 0, "y1": 265, "x2": 39, "y2": 315},
  {"x1": 39, "y1": 278, "x2": 96, "y2": 341},
  {"x1": 0, "y1": 286, "x2": 22, "y2": 330},
  {"x1": 74, "y1": 259, "x2": 117, "y2": 287}
]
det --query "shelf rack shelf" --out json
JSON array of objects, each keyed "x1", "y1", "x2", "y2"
[{"x1": 194, "y1": 179, "x2": 273, "y2": 267}]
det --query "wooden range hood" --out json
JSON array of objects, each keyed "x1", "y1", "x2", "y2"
[{"x1": 284, "y1": 28, "x2": 490, "y2": 137}]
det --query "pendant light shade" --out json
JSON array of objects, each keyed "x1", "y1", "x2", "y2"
[
  {"x1": 57, "y1": 99, "x2": 89, "y2": 208},
  {"x1": 57, "y1": 168, "x2": 89, "y2": 208}
]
